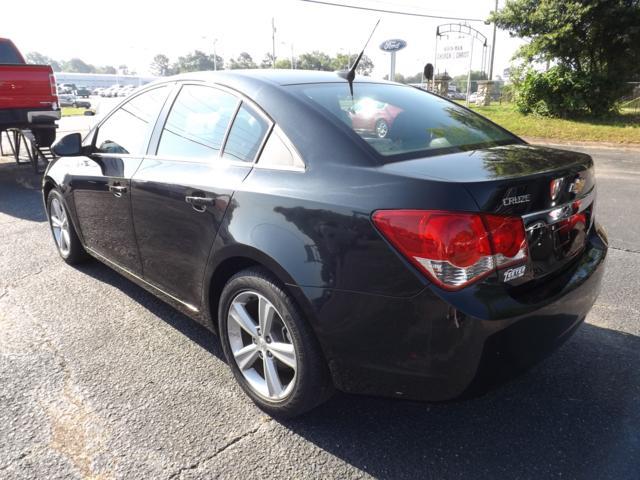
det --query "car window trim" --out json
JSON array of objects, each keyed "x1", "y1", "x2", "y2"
[
  {"x1": 148, "y1": 81, "x2": 277, "y2": 166},
  {"x1": 221, "y1": 101, "x2": 275, "y2": 165},
  {"x1": 86, "y1": 82, "x2": 174, "y2": 157},
  {"x1": 151, "y1": 82, "x2": 243, "y2": 163}
]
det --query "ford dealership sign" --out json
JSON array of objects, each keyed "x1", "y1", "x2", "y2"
[{"x1": 379, "y1": 39, "x2": 407, "y2": 52}]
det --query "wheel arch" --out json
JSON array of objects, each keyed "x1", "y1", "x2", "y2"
[{"x1": 203, "y1": 244, "x2": 318, "y2": 337}]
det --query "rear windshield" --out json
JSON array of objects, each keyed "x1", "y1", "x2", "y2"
[
  {"x1": 0, "y1": 41, "x2": 24, "y2": 64},
  {"x1": 288, "y1": 83, "x2": 518, "y2": 159}
]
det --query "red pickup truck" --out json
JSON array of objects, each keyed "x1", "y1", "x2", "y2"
[{"x1": 0, "y1": 38, "x2": 59, "y2": 146}]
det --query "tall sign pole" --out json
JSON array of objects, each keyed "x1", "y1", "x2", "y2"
[
  {"x1": 465, "y1": 35, "x2": 474, "y2": 107},
  {"x1": 390, "y1": 52, "x2": 396, "y2": 81},
  {"x1": 379, "y1": 39, "x2": 407, "y2": 82},
  {"x1": 272, "y1": 17, "x2": 276, "y2": 69},
  {"x1": 488, "y1": 0, "x2": 498, "y2": 79}
]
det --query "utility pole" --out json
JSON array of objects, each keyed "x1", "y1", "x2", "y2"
[
  {"x1": 488, "y1": 0, "x2": 498, "y2": 80},
  {"x1": 213, "y1": 38, "x2": 218, "y2": 71},
  {"x1": 271, "y1": 17, "x2": 276, "y2": 69}
]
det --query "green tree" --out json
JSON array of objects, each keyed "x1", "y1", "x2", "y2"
[
  {"x1": 274, "y1": 58, "x2": 292, "y2": 69},
  {"x1": 331, "y1": 53, "x2": 374, "y2": 75},
  {"x1": 260, "y1": 53, "x2": 276, "y2": 69},
  {"x1": 297, "y1": 51, "x2": 334, "y2": 71},
  {"x1": 62, "y1": 58, "x2": 96, "y2": 73},
  {"x1": 227, "y1": 52, "x2": 258, "y2": 70},
  {"x1": 451, "y1": 70, "x2": 487, "y2": 93},
  {"x1": 172, "y1": 50, "x2": 223, "y2": 73},
  {"x1": 96, "y1": 65, "x2": 117, "y2": 74},
  {"x1": 25, "y1": 52, "x2": 61, "y2": 71},
  {"x1": 493, "y1": 0, "x2": 640, "y2": 116},
  {"x1": 150, "y1": 54, "x2": 172, "y2": 76}
]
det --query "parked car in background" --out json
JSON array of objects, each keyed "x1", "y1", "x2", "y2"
[
  {"x1": 0, "y1": 37, "x2": 59, "y2": 146},
  {"x1": 75, "y1": 86, "x2": 91, "y2": 98},
  {"x1": 348, "y1": 97, "x2": 402, "y2": 138},
  {"x1": 447, "y1": 91, "x2": 465, "y2": 100},
  {"x1": 45, "y1": 71, "x2": 607, "y2": 417},
  {"x1": 58, "y1": 94, "x2": 91, "y2": 108}
]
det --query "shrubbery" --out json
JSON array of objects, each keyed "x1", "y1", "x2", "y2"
[{"x1": 514, "y1": 67, "x2": 630, "y2": 117}]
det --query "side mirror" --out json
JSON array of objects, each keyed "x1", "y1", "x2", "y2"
[
  {"x1": 84, "y1": 109, "x2": 95, "y2": 116},
  {"x1": 52, "y1": 133, "x2": 83, "y2": 157}
]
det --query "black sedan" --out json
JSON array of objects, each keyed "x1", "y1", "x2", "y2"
[{"x1": 44, "y1": 71, "x2": 607, "y2": 417}]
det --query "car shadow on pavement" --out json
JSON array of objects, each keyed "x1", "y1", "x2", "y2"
[
  {"x1": 0, "y1": 160, "x2": 46, "y2": 222},
  {"x1": 73, "y1": 259, "x2": 639, "y2": 479},
  {"x1": 280, "y1": 323, "x2": 640, "y2": 479},
  {"x1": 74, "y1": 260, "x2": 225, "y2": 362}
]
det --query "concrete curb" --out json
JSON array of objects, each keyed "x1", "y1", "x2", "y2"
[{"x1": 523, "y1": 137, "x2": 640, "y2": 151}]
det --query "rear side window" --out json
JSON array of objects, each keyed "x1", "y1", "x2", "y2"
[
  {"x1": 222, "y1": 105, "x2": 269, "y2": 163},
  {"x1": 288, "y1": 83, "x2": 518, "y2": 160},
  {"x1": 157, "y1": 85, "x2": 239, "y2": 160},
  {"x1": 0, "y1": 40, "x2": 24, "y2": 64},
  {"x1": 95, "y1": 86, "x2": 169, "y2": 155}
]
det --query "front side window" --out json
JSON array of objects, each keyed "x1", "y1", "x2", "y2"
[
  {"x1": 222, "y1": 104, "x2": 270, "y2": 163},
  {"x1": 94, "y1": 86, "x2": 168, "y2": 155},
  {"x1": 157, "y1": 85, "x2": 239, "y2": 160},
  {"x1": 288, "y1": 83, "x2": 518, "y2": 159}
]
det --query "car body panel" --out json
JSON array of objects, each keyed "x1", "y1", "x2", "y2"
[{"x1": 43, "y1": 70, "x2": 608, "y2": 402}]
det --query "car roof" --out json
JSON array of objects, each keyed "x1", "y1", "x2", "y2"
[{"x1": 170, "y1": 69, "x2": 394, "y2": 87}]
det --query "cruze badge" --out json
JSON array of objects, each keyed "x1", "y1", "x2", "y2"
[{"x1": 502, "y1": 194, "x2": 531, "y2": 206}]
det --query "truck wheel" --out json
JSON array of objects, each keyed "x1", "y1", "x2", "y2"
[{"x1": 33, "y1": 128, "x2": 56, "y2": 148}]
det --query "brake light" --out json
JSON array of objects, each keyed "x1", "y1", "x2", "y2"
[
  {"x1": 372, "y1": 210, "x2": 528, "y2": 290},
  {"x1": 49, "y1": 74, "x2": 57, "y2": 97}
]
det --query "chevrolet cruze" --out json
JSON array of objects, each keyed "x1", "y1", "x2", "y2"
[{"x1": 44, "y1": 70, "x2": 607, "y2": 417}]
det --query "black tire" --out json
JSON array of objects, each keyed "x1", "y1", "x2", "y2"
[
  {"x1": 218, "y1": 267, "x2": 333, "y2": 418},
  {"x1": 46, "y1": 189, "x2": 88, "y2": 265},
  {"x1": 32, "y1": 128, "x2": 56, "y2": 148}
]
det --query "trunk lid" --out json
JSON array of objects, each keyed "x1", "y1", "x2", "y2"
[{"x1": 381, "y1": 144, "x2": 596, "y2": 285}]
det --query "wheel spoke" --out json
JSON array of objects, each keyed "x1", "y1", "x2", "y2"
[
  {"x1": 233, "y1": 344, "x2": 259, "y2": 370},
  {"x1": 53, "y1": 199, "x2": 63, "y2": 219},
  {"x1": 258, "y1": 295, "x2": 275, "y2": 336},
  {"x1": 50, "y1": 216, "x2": 62, "y2": 228},
  {"x1": 268, "y1": 342, "x2": 296, "y2": 370},
  {"x1": 61, "y1": 229, "x2": 71, "y2": 251},
  {"x1": 263, "y1": 355, "x2": 283, "y2": 397},
  {"x1": 229, "y1": 303, "x2": 258, "y2": 338}
]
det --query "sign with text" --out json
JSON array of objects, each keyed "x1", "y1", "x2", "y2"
[
  {"x1": 379, "y1": 39, "x2": 407, "y2": 52},
  {"x1": 436, "y1": 35, "x2": 470, "y2": 63}
]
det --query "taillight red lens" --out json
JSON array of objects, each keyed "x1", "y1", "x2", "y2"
[
  {"x1": 372, "y1": 210, "x2": 528, "y2": 290},
  {"x1": 482, "y1": 215, "x2": 527, "y2": 264},
  {"x1": 49, "y1": 74, "x2": 57, "y2": 97}
]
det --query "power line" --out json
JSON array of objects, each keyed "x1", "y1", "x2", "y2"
[{"x1": 299, "y1": 0, "x2": 485, "y2": 22}]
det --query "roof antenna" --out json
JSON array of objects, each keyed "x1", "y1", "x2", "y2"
[{"x1": 338, "y1": 18, "x2": 380, "y2": 98}]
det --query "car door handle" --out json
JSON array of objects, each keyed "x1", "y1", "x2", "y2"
[
  {"x1": 185, "y1": 195, "x2": 214, "y2": 212},
  {"x1": 109, "y1": 185, "x2": 128, "y2": 197}
]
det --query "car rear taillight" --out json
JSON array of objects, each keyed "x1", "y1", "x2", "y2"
[
  {"x1": 49, "y1": 74, "x2": 57, "y2": 97},
  {"x1": 372, "y1": 210, "x2": 528, "y2": 290}
]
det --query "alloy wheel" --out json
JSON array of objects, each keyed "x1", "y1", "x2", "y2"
[
  {"x1": 376, "y1": 119, "x2": 389, "y2": 138},
  {"x1": 227, "y1": 291, "x2": 297, "y2": 401},
  {"x1": 49, "y1": 197, "x2": 71, "y2": 257}
]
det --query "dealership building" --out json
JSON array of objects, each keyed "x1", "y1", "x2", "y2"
[{"x1": 54, "y1": 72, "x2": 158, "y2": 89}]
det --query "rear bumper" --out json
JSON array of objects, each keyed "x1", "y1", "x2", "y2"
[
  {"x1": 0, "y1": 107, "x2": 60, "y2": 130},
  {"x1": 296, "y1": 223, "x2": 607, "y2": 401}
]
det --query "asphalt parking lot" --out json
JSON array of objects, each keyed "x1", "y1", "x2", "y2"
[{"x1": 1, "y1": 135, "x2": 639, "y2": 478}]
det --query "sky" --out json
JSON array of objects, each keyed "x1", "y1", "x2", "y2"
[{"x1": 3, "y1": 0, "x2": 524, "y2": 79}]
